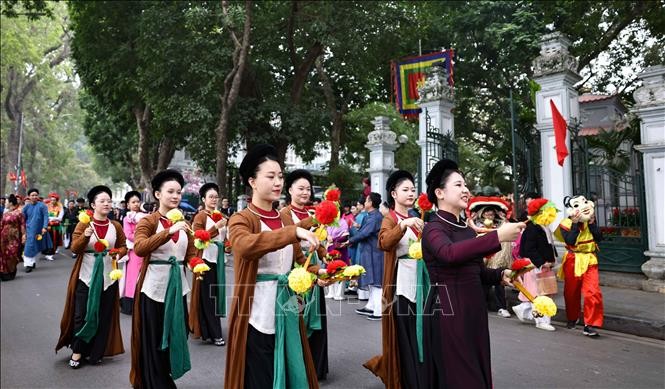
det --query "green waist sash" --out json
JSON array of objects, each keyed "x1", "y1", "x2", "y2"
[
  {"x1": 256, "y1": 273, "x2": 309, "y2": 389},
  {"x1": 151, "y1": 256, "x2": 190, "y2": 380},
  {"x1": 398, "y1": 255, "x2": 431, "y2": 363},
  {"x1": 75, "y1": 250, "x2": 108, "y2": 343},
  {"x1": 301, "y1": 249, "x2": 321, "y2": 337},
  {"x1": 212, "y1": 241, "x2": 226, "y2": 317}
]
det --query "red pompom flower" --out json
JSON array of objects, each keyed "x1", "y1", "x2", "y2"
[
  {"x1": 86, "y1": 209, "x2": 94, "y2": 217},
  {"x1": 326, "y1": 260, "x2": 347, "y2": 275},
  {"x1": 314, "y1": 200, "x2": 339, "y2": 226},
  {"x1": 512, "y1": 258, "x2": 532, "y2": 271},
  {"x1": 324, "y1": 185, "x2": 342, "y2": 202},
  {"x1": 210, "y1": 211, "x2": 224, "y2": 222},
  {"x1": 416, "y1": 193, "x2": 433, "y2": 212},
  {"x1": 93, "y1": 241, "x2": 106, "y2": 253},
  {"x1": 189, "y1": 256, "x2": 205, "y2": 269},
  {"x1": 194, "y1": 230, "x2": 211, "y2": 241},
  {"x1": 328, "y1": 250, "x2": 341, "y2": 260},
  {"x1": 527, "y1": 198, "x2": 549, "y2": 216}
]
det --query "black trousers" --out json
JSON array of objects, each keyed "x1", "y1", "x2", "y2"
[
  {"x1": 484, "y1": 284, "x2": 507, "y2": 311},
  {"x1": 71, "y1": 280, "x2": 117, "y2": 362},
  {"x1": 198, "y1": 261, "x2": 223, "y2": 340},
  {"x1": 245, "y1": 324, "x2": 275, "y2": 389},
  {"x1": 138, "y1": 292, "x2": 188, "y2": 389},
  {"x1": 394, "y1": 295, "x2": 429, "y2": 389}
]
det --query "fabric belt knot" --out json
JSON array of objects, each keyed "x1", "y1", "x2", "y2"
[
  {"x1": 213, "y1": 241, "x2": 226, "y2": 317},
  {"x1": 302, "y1": 249, "x2": 322, "y2": 337},
  {"x1": 75, "y1": 249, "x2": 108, "y2": 342},
  {"x1": 398, "y1": 255, "x2": 431, "y2": 363},
  {"x1": 256, "y1": 272, "x2": 309, "y2": 389},
  {"x1": 152, "y1": 256, "x2": 190, "y2": 380}
]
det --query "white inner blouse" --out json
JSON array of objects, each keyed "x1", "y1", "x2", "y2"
[
  {"x1": 79, "y1": 223, "x2": 118, "y2": 291},
  {"x1": 201, "y1": 215, "x2": 226, "y2": 263},
  {"x1": 141, "y1": 221, "x2": 191, "y2": 303},
  {"x1": 395, "y1": 214, "x2": 419, "y2": 303},
  {"x1": 249, "y1": 221, "x2": 294, "y2": 335}
]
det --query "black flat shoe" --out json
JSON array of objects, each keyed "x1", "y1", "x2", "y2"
[
  {"x1": 25, "y1": 266, "x2": 33, "y2": 273},
  {"x1": 214, "y1": 338, "x2": 226, "y2": 346},
  {"x1": 69, "y1": 356, "x2": 82, "y2": 369}
]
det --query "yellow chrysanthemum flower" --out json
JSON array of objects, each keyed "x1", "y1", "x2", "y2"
[
  {"x1": 408, "y1": 241, "x2": 423, "y2": 260},
  {"x1": 194, "y1": 239, "x2": 210, "y2": 250},
  {"x1": 533, "y1": 296, "x2": 557, "y2": 317},
  {"x1": 166, "y1": 209, "x2": 185, "y2": 223},
  {"x1": 534, "y1": 207, "x2": 557, "y2": 226},
  {"x1": 78, "y1": 212, "x2": 91, "y2": 224},
  {"x1": 109, "y1": 269, "x2": 123, "y2": 281},
  {"x1": 193, "y1": 263, "x2": 211, "y2": 274},
  {"x1": 342, "y1": 264, "x2": 366, "y2": 278},
  {"x1": 315, "y1": 227, "x2": 328, "y2": 242},
  {"x1": 288, "y1": 267, "x2": 314, "y2": 294}
]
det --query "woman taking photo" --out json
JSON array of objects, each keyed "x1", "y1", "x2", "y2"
[
  {"x1": 0, "y1": 194, "x2": 26, "y2": 281},
  {"x1": 421, "y1": 159, "x2": 524, "y2": 389},
  {"x1": 281, "y1": 169, "x2": 329, "y2": 381},
  {"x1": 56, "y1": 186, "x2": 127, "y2": 369},
  {"x1": 224, "y1": 145, "x2": 322, "y2": 389},
  {"x1": 190, "y1": 182, "x2": 228, "y2": 346},
  {"x1": 365, "y1": 170, "x2": 427, "y2": 388},
  {"x1": 119, "y1": 190, "x2": 147, "y2": 315},
  {"x1": 130, "y1": 169, "x2": 197, "y2": 388}
]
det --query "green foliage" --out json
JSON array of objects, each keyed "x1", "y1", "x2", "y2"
[
  {"x1": 327, "y1": 165, "x2": 362, "y2": 205},
  {"x1": 345, "y1": 102, "x2": 419, "y2": 173},
  {"x1": 0, "y1": 0, "x2": 54, "y2": 20},
  {"x1": 1, "y1": 2, "x2": 102, "y2": 194}
]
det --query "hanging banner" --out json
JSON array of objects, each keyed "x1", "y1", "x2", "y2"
[{"x1": 392, "y1": 50, "x2": 454, "y2": 117}]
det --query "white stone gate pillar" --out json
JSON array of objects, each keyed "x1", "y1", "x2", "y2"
[
  {"x1": 417, "y1": 64, "x2": 455, "y2": 192},
  {"x1": 366, "y1": 116, "x2": 397, "y2": 202},
  {"x1": 632, "y1": 65, "x2": 665, "y2": 293},
  {"x1": 532, "y1": 33, "x2": 580, "y2": 226}
]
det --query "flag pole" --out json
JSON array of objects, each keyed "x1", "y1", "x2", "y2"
[{"x1": 510, "y1": 89, "x2": 519, "y2": 216}]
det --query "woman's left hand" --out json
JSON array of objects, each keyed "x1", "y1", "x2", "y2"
[{"x1": 501, "y1": 269, "x2": 513, "y2": 287}]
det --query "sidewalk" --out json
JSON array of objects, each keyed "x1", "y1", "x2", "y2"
[{"x1": 506, "y1": 281, "x2": 665, "y2": 340}]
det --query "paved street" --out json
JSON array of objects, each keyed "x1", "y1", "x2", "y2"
[{"x1": 1, "y1": 251, "x2": 664, "y2": 389}]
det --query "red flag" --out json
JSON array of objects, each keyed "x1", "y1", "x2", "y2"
[
  {"x1": 20, "y1": 170, "x2": 27, "y2": 188},
  {"x1": 550, "y1": 100, "x2": 569, "y2": 166}
]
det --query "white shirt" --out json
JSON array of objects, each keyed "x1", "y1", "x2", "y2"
[
  {"x1": 249, "y1": 221, "x2": 295, "y2": 334},
  {"x1": 395, "y1": 214, "x2": 419, "y2": 303},
  {"x1": 141, "y1": 221, "x2": 191, "y2": 302},
  {"x1": 79, "y1": 222, "x2": 118, "y2": 291},
  {"x1": 201, "y1": 215, "x2": 226, "y2": 263}
]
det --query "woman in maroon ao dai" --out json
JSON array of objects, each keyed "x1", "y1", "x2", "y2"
[{"x1": 421, "y1": 159, "x2": 525, "y2": 389}]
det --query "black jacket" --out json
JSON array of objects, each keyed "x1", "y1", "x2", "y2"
[{"x1": 520, "y1": 221, "x2": 557, "y2": 268}]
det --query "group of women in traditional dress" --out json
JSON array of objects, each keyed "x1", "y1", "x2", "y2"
[{"x1": 52, "y1": 143, "x2": 527, "y2": 389}]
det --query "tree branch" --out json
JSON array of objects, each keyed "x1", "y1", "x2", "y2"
[{"x1": 576, "y1": 3, "x2": 646, "y2": 72}]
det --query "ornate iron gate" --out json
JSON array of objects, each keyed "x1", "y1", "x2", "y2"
[
  {"x1": 511, "y1": 128, "x2": 542, "y2": 217},
  {"x1": 570, "y1": 125, "x2": 648, "y2": 273},
  {"x1": 418, "y1": 109, "x2": 458, "y2": 192}
]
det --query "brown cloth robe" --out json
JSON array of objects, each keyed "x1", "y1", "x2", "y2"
[
  {"x1": 224, "y1": 208, "x2": 321, "y2": 389},
  {"x1": 189, "y1": 211, "x2": 223, "y2": 338},
  {"x1": 55, "y1": 220, "x2": 128, "y2": 356},
  {"x1": 363, "y1": 214, "x2": 404, "y2": 388},
  {"x1": 129, "y1": 212, "x2": 197, "y2": 389}
]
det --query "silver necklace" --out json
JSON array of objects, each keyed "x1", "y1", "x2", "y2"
[{"x1": 435, "y1": 211, "x2": 468, "y2": 229}]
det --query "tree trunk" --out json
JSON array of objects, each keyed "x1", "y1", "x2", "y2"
[
  {"x1": 134, "y1": 105, "x2": 153, "y2": 190},
  {"x1": 216, "y1": 0, "x2": 252, "y2": 197},
  {"x1": 315, "y1": 57, "x2": 345, "y2": 170},
  {"x1": 156, "y1": 136, "x2": 176, "y2": 171}
]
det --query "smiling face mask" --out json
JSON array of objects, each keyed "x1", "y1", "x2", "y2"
[{"x1": 565, "y1": 195, "x2": 595, "y2": 223}]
